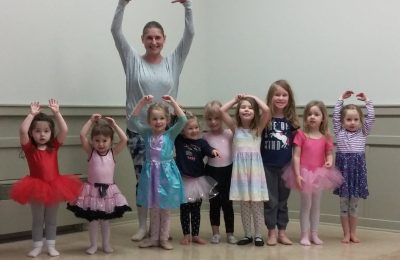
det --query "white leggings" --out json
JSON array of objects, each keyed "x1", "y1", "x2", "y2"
[
  {"x1": 150, "y1": 208, "x2": 170, "y2": 241},
  {"x1": 31, "y1": 203, "x2": 59, "y2": 242},
  {"x1": 240, "y1": 201, "x2": 264, "y2": 238},
  {"x1": 300, "y1": 191, "x2": 322, "y2": 233}
]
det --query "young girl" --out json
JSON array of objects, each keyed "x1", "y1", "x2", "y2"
[
  {"x1": 67, "y1": 114, "x2": 131, "y2": 254},
  {"x1": 175, "y1": 111, "x2": 219, "y2": 245},
  {"x1": 10, "y1": 100, "x2": 82, "y2": 257},
  {"x1": 282, "y1": 100, "x2": 343, "y2": 246},
  {"x1": 221, "y1": 94, "x2": 270, "y2": 247},
  {"x1": 203, "y1": 100, "x2": 237, "y2": 244},
  {"x1": 261, "y1": 80, "x2": 300, "y2": 246},
  {"x1": 132, "y1": 95, "x2": 187, "y2": 250},
  {"x1": 333, "y1": 91, "x2": 375, "y2": 243}
]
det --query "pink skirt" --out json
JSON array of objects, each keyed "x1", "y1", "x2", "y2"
[
  {"x1": 282, "y1": 166, "x2": 344, "y2": 193},
  {"x1": 67, "y1": 182, "x2": 131, "y2": 221},
  {"x1": 182, "y1": 176, "x2": 218, "y2": 202}
]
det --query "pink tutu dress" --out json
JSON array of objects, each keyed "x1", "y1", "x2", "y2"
[
  {"x1": 67, "y1": 149, "x2": 131, "y2": 221},
  {"x1": 282, "y1": 130, "x2": 343, "y2": 193}
]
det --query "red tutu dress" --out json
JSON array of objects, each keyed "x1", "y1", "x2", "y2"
[
  {"x1": 10, "y1": 140, "x2": 82, "y2": 206},
  {"x1": 282, "y1": 131, "x2": 343, "y2": 193}
]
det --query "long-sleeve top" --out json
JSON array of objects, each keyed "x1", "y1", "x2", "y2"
[
  {"x1": 111, "y1": 0, "x2": 194, "y2": 132},
  {"x1": 175, "y1": 135, "x2": 215, "y2": 178},
  {"x1": 333, "y1": 99, "x2": 375, "y2": 153}
]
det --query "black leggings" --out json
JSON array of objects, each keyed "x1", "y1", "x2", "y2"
[
  {"x1": 207, "y1": 164, "x2": 234, "y2": 233},
  {"x1": 180, "y1": 201, "x2": 202, "y2": 236}
]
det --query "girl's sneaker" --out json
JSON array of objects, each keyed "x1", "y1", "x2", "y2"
[
  {"x1": 210, "y1": 234, "x2": 221, "y2": 244},
  {"x1": 227, "y1": 235, "x2": 237, "y2": 244}
]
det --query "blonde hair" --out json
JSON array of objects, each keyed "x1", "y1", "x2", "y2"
[
  {"x1": 204, "y1": 100, "x2": 222, "y2": 118},
  {"x1": 266, "y1": 80, "x2": 299, "y2": 128},
  {"x1": 147, "y1": 103, "x2": 170, "y2": 123},
  {"x1": 341, "y1": 104, "x2": 365, "y2": 127},
  {"x1": 303, "y1": 100, "x2": 331, "y2": 138}
]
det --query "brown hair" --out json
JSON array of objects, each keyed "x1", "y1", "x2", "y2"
[
  {"x1": 266, "y1": 79, "x2": 299, "y2": 128},
  {"x1": 303, "y1": 100, "x2": 331, "y2": 138},
  {"x1": 142, "y1": 21, "x2": 165, "y2": 37},
  {"x1": 90, "y1": 119, "x2": 114, "y2": 141},
  {"x1": 28, "y1": 112, "x2": 55, "y2": 148},
  {"x1": 235, "y1": 97, "x2": 260, "y2": 135}
]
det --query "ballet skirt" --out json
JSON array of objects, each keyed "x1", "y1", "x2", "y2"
[
  {"x1": 182, "y1": 175, "x2": 218, "y2": 202},
  {"x1": 281, "y1": 130, "x2": 343, "y2": 193},
  {"x1": 10, "y1": 140, "x2": 82, "y2": 206},
  {"x1": 67, "y1": 149, "x2": 131, "y2": 221}
]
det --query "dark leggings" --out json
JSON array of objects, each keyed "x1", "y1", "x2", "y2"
[
  {"x1": 207, "y1": 164, "x2": 234, "y2": 233},
  {"x1": 180, "y1": 201, "x2": 202, "y2": 236}
]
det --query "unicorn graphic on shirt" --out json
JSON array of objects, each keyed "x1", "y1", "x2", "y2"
[{"x1": 270, "y1": 130, "x2": 289, "y2": 148}]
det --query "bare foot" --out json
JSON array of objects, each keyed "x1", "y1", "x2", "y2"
[
  {"x1": 277, "y1": 231, "x2": 293, "y2": 245},
  {"x1": 350, "y1": 234, "x2": 360, "y2": 243},
  {"x1": 180, "y1": 235, "x2": 191, "y2": 245},
  {"x1": 341, "y1": 233, "x2": 350, "y2": 243},
  {"x1": 192, "y1": 236, "x2": 207, "y2": 245}
]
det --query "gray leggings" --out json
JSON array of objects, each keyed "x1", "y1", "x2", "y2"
[
  {"x1": 340, "y1": 197, "x2": 359, "y2": 217},
  {"x1": 31, "y1": 203, "x2": 59, "y2": 242}
]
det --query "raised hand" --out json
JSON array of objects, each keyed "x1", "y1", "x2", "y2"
[
  {"x1": 356, "y1": 92, "x2": 368, "y2": 102},
  {"x1": 48, "y1": 99, "x2": 60, "y2": 114},
  {"x1": 30, "y1": 102, "x2": 41, "y2": 116},
  {"x1": 171, "y1": 0, "x2": 187, "y2": 4},
  {"x1": 141, "y1": 95, "x2": 154, "y2": 104},
  {"x1": 90, "y1": 113, "x2": 102, "y2": 123},
  {"x1": 104, "y1": 117, "x2": 117, "y2": 128},
  {"x1": 162, "y1": 95, "x2": 175, "y2": 104},
  {"x1": 341, "y1": 90, "x2": 353, "y2": 100}
]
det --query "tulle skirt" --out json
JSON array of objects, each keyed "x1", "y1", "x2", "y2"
[
  {"x1": 10, "y1": 174, "x2": 82, "y2": 206},
  {"x1": 182, "y1": 176, "x2": 218, "y2": 202},
  {"x1": 282, "y1": 166, "x2": 344, "y2": 193},
  {"x1": 67, "y1": 182, "x2": 131, "y2": 221}
]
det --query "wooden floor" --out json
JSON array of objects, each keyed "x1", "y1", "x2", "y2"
[{"x1": 1, "y1": 213, "x2": 400, "y2": 260}]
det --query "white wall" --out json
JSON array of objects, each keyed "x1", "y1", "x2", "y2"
[{"x1": 1, "y1": 0, "x2": 400, "y2": 106}]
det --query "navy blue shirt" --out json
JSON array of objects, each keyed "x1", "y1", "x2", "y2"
[
  {"x1": 260, "y1": 117, "x2": 298, "y2": 168},
  {"x1": 175, "y1": 135, "x2": 215, "y2": 178}
]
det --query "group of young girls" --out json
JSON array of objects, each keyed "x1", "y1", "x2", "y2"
[{"x1": 9, "y1": 80, "x2": 375, "y2": 257}]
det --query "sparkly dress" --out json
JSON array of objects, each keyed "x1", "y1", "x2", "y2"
[
  {"x1": 333, "y1": 99, "x2": 375, "y2": 199},
  {"x1": 229, "y1": 128, "x2": 269, "y2": 201},
  {"x1": 133, "y1": 115, "x2": 187, "y2": 208}
]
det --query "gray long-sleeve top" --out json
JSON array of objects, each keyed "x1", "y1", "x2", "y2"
[{"x1": 111, "y1": 0, "x2": 194, "y2": 132}]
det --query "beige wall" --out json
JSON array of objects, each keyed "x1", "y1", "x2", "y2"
[{"x1": 1, "y1": 105, "x2": 400, "y2": 237}]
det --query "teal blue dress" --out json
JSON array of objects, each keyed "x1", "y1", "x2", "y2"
[{"x1": 133, "y1": 115, "x2": 187, "y2": 209}]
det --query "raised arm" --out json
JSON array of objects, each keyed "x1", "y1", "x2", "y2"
[
  {"x1": 356, "y1": 92, "x2": 375, "y2": 135},
  {"x1": 246, "y1": 94, "x2": 271, "y2": 134},
  {"x1": 48, "y1": 99, "x2": 68, "y2": 144},
  {"x1": 333, "y1": 90, "x2": 353, "y2": 134},
  {"x1": 80, "y1": 114, "x2": 101, "y2": 155},
  {"x1": 220, "y1": 96, "x2": 239, "y2": 133},
  {"x1": 170, "y1": 0, "x2": 195, "y2": 68},
  {"x1": 105, "y1": 117, "x2": 128, "y2": 155},
  {"x1": 162, "y1": 95, "x2": 185, "y2": 117},
  {"x1": 111, "y1": 0, "x2": 134, "y2": 70},
  {"x1": 20, "y1": 102, "x2": 41, "y2": 145}
]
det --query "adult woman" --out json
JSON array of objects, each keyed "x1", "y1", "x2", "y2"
[{"x1": 111, "y1": 0, "x2": 194, "y2": 241}]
